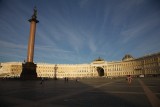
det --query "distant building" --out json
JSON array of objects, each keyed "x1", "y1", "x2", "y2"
[{"x1": 0, "y1": 52, "x2": 160, "y2": 78}]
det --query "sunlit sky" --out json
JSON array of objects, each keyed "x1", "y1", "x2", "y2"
[{"x1": 0, "y1": 0, "x2": 160, "y2": 64}]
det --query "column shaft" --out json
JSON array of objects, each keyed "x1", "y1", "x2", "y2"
[{"x1": 27, "y1": 21, "x2": 36, "y2": 62}]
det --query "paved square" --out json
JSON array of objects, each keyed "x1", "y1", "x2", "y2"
[{"x1": 0, "y1": 77, "x2": 160, "y2": 107}]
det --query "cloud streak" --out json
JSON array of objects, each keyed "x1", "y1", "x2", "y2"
[{"x1": 0, "y1": 0, "x2": 160, "y2": 63}]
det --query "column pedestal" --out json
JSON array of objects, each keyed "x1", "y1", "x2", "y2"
[{"x1": 20, "y1": 62, "x2": 37, "y2": 79}]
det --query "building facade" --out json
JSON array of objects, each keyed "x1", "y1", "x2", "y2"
[{"x1": 0, "y1": 52, "x2": 160, "y2": 78}]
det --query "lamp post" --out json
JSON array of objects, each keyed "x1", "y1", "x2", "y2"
[{"x1": 54, "y1": 64, "x2": 58, "y2": 80}]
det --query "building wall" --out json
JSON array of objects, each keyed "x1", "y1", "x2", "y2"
[
  {"x1": 0, "y1": 52, "x2": 160, "y2": 78},
  {"x1": 0, "y1": 62, "x2": 22, "y2": 77}
]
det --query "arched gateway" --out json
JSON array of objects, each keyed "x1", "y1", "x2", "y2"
[
  {"x1": 92, "y1": 57, "x2": 106, "y2": 77},
  {"x1": 97, "y1": 67, "x2": 104, "y2": 76}
]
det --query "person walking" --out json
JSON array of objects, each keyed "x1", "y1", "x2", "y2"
[
  {"x1": 64, "y1": 77, "x2": 66, "y2": 82},
  {"x1": 40, "y1": 77, "x2": 44, "y2": 85},
  {"x1": 127, "y1": 75, "x2": 132, "y2": 85},
  {"x1": 75, "y1": 78, "x2": 78, "y2": 82},
  {"x1": 66, "y1": 77, "x2": 68, "y2": 82}
]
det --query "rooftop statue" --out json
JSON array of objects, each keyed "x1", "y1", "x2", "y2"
[
  {"x1": 94, "y1": 57, "x2": 104, "y2": 61},
  {"x1": 32, "y1": 7, "x2": 37, "y2": 19}
]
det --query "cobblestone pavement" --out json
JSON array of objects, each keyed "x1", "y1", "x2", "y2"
[{"x1": 0, "y1": 77, "x2": 160, "y2": 107}]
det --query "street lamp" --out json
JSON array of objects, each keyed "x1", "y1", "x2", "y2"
[{"x1": 54, "y1": 64, "x2": 58, "y2": 80}]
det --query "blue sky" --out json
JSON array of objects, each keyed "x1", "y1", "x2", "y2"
[{"x1": 0, "y1": 0, "x2": 160, "y2": 64}]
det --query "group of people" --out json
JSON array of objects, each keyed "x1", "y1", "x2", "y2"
[
  {"x1": 40, "y1": 76, "x2": 132, "y2": 85},
  {"x1": 64, "y1": 77, "x2": 79, "y2": 82},
  {"x1": 64, "y1": 77, "x2": 69, "y2": 82}
]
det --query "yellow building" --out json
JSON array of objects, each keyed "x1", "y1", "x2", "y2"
[
  {"x1": 0, "y1": 52, "x2": 160, "y2": 78},
  {"x1": 0, "y1": 62, "x2": 22, "y2": 77}
]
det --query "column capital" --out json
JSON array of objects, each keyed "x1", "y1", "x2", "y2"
[
  {"x1": 28, "y1": 18, "x2": 39, "y2": 23},
  {"x1": 28, "y1": 7, "x2": 39, "y2": 23}
]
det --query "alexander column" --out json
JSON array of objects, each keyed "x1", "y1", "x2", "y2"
[{"x1": 20, "y1": 7, "x2": 39, "y2": 79}]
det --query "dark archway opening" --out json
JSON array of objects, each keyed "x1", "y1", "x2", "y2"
[{"x1": 97, "y1": 67, "x2": 104, "y2": 76}]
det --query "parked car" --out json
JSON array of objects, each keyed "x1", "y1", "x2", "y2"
[{"x1": 139, "y1": 74, "x2": 144, "y2": 78}]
